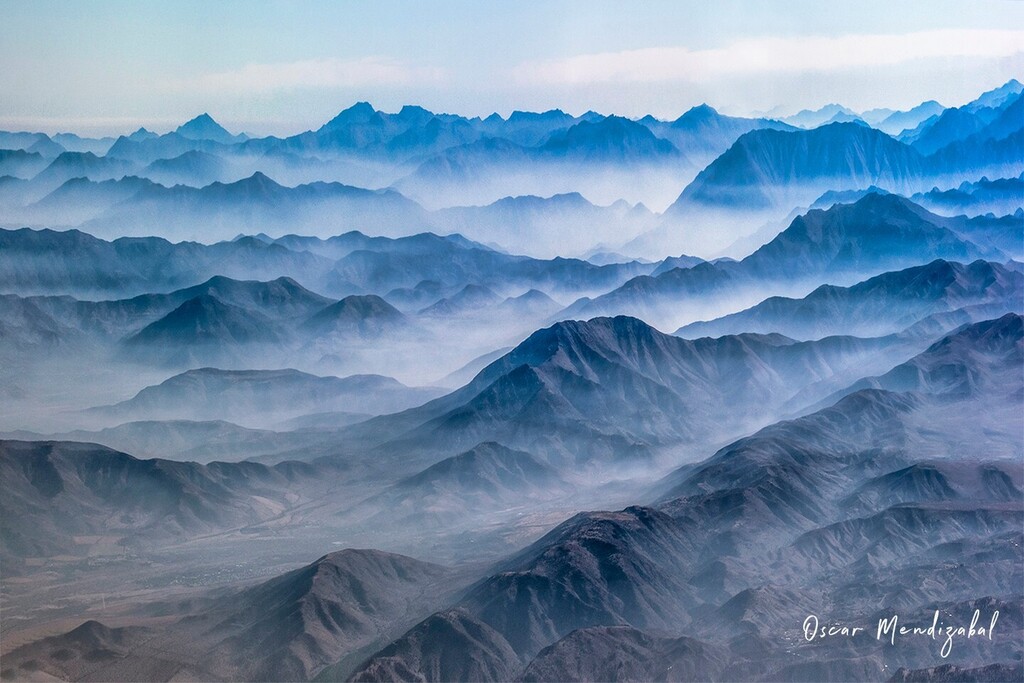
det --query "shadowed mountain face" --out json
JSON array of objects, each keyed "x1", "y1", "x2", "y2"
[
  {"x1": 0, "y1": 227, "x2": 653, "y2": 304},
  {"x1": 300, "y1": 294, "x2": 408, "y2": 337},
  {"x1": 341, "y1": 442, "x2": 572, "y2": 530},
  {"x1": 350, "y1": 608, "x2": 522, "y2": 683},
  {"x1": 0, "y1": 227, "x2": 334, "y2": 299},
  {"x1": 3, "y1": 296, "x2": 1023, "y2": 681},
  {"x1": 127, "y1": 294, "x2": 284, "y2": 347},
  {"x1": 85, "y1": 367, "x2": 441, "y2": 426},
  {"x1": 0, "y1": 621, "x2": 158, "y2": 683},
  {"x1": 175, "y1": 113, "x2": 247, "y2": 144},
  {"x1": 0, "y1": 549, "x2": 466, "y2": 682},
  {"x1": 677, "y1": 259, "x2": 1023, "y2": 340},
  {"x1": 669, "y1": 122, "x2": 925, "y2": 211},
  {"x1": 903, "y1": 88, "x2": 1023, "y2": 156},
  {"x1": 631, "y1": 99, "x2": 1023, "y2": 257},
  {"x1": 0, "y1": 148, "x2": 49, "y2": 179},
  {"x1": 0, "y1": 440, "x2": 331, "y2": 558},
  {"x1": 344, "y1": 316, "x2": 1023, "y2": 681},
  {"x1": 0, "y1": 275, "x2": 355, "y2": 372},
  {"x1": 340, "y1": 315, "x2": 897, "y2": 470},
  {"x1": 912, "y1": 174, "x2": 1024, "y2": 218},
  {"x1": 431, "y1": 192, "x2": 657, "y2": 259},
  {"x1": 573, "y1": 193, "x2": 1016, "y2": 330},
  {"x1": 83, "y1": 172, "x2": 433, "y2": 242},
  {"x1": 187, "y1": 549, "x2": 462, "y2": 681},
  {"x1": 738, "y1": 193, "x2": 1005, "y2": 277},
  {"x1": 141, "y1": 150, "x2": 230, "y2": 187},
  {"x1": 828, "y1": 312, "x2": 1024, "y2": 403},
  {"x1": 520, "y1": 626, "x2": 729, "y2": 683}
]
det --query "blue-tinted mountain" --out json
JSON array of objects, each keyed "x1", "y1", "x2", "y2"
[
  {"x1": 25, "y1": 175, "x2": 156, "y2": 224},
  {"x1": 0, "y1": 293, "x2": 82, "y2": 348},
  {"x1": 829, "y1": 312, "x2": 1023, "y2": 401},
  {"x1": 84, "y1": 172, "x2": 432, "y2": 241},
  {"x1": 398, "y1": 117, "x2": 680, "y2": 202},
  {"x1": 665, "y1": 123, "x2": 924, "y2": 212},
  {"x1": 781, "y1": 103, "x2": 857, "y2": 128},
  {"x1": 480, "y1": 108, "x2": 586, "y2": 146},
  {"x1": 539, "y1": 116, "x2": 679, "y2": 162},
  {"x1": 577, "y1": 194, "x2": 1009, "y2": 326},
  {"x1": 322, "y1": 230, "x2": 653, "y2": 300},
  {"x1": 174, "y1": 113, "x2": 247, "y2": 144},
  {"x1": 25, "y1": 135, "x2": 65, "y2": 158},
  {"x1": 418, "y1": 284, "x2": 500, "y2": 316},
  {"x1": 881, "y1": 102, "x2": 947, "y2": 134},
  {"x1": 965, "y1": 78, "x2": 1024, "y2": 112},
  {"x1": 394, "y1": 116, "x2": 692, "y2": 209},
  {"x1": 300, "y1": 294, "x2": 408, "y2": 337},
  {"x1": 737, "y1": 193, "x2": 1005, "y2": 277},
  {"x1": 0, "y1": 131, "x2": 61, "y2": 154},
  {"x1": 0, "y1": 226, "x2": 652, "y2": 307},
  {"x1": 347, "y1": 315, "x2": 894, "y2": 468},
  {"x1": 345, "y1": 442, "x2": 571, "y2": 529},
  {"x1": 51, "y1": 132, "x2": 116, "y2": 155},
  {"x1": 809, "y1": 184, "x2": 891, "y2": 209},
  {"x1": 926, "y1": 125, "x2": 1024, "y2": 178},
  {"x1": 0, "y1": 148, "x2": 48, "y2": 179},
  {"x1": 125, "y1": 294, "x2": 284, "y2": 348},
  {"x1": 39, "y1": 274, "x2": 331, "y2": 335},
  {"x1": 29, "y1": 151, "x2": 136, "y2": 195},
  {"x1": 495, "y1": 289, "x2": 562, "y2": 318},
  {"x1": 901, "y1": 82, "x2": 1022, "y2": 154},
  {"x1": 0, "y1": 439, "x2": 332, "y2": 558},
  {"x1": 904, "y1": 97, "x2": 1017, "y2": 156},
  {"x1": 677, "y1": 259, "x2": 1023, "y2": 339},
  {"x1": 649, "y1": 253, "x2": 706, "y2": 276},
  {"x1": 0, "y1": 227, "x2": 334, "y2": 298},
  {"x1": 127, "y1": 127, "x2": 157, "y2": 142},
  {"x1": 141, "y1": 150, "x2": 231, "y2": 186},
  {"x1": 643, "y1": 104, "x2": 794, "y2": 154},
  {"x1": 86, "y1": 367, "x2": 440, "y2": 425},
  {"x1": 8, "y1": 311, "x2": 1022, "y2": 681},
  {"x1": 105, "y1": 130, "x2": 228, "y2": 165},
  {"x1": 350, "y1": 608, "x2": 521, "y2": 683},
  {"x1": 432, "y1": 192, "x2": 657, "y2": 259},
  {"x1": 912, "y1": 174, "x2": 1024, "y2": 216},
  {"x1": 5, "y1": 419, "x2": 328, "y2": 464}
]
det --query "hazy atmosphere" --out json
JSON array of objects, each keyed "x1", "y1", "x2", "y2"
[{"x1": 0, "y1": 2, "x2": 1022, "y2": 682}]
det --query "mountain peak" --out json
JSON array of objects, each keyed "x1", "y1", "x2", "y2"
[
  {"x1": 175, "y1": 113, "x2": 236, "y2": 142},
  {"x1": 680, "y1": 103, "x2": 719, "y2": 119},
  {"x1": 235, "y1": 171, "x2": 281, "y2": 190},
  {"x1": 397, "y1": 104, "x2": 433, "y2": 119}
]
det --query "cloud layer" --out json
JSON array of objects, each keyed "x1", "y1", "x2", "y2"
[
  {"x1": 183, "y1": 57, "x2": 446, "y2": 94},
  {"x1": 512, "y1": 29, "x2": 1024, "y2": 85}
]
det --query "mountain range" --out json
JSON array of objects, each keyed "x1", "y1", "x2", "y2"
[
  {"x1": 677, "y1": 259, "x2": 1023, "y2": 339},
  {"x1": 2, "y1": 78, "x2": 1022, "y2": 683},
  {"x1": 572, "y1": 193, "x2": 1016, "y2": 330}
]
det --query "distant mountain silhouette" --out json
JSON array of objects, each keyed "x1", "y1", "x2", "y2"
[
  {"x1": 301, "y1": 294, "x2": 408, "y2": 337},
  {"x1": 86, "y1": 366, "x2": 440, "y2": 425},
  {"x1": 677, "y1": 259, "x2": 1023, "y2": 339},
  {"x1": 175, "y1": 113, "x2": 247, "y2": 144},
  {"x1": 141, "y1": 149, "x2": 230, "y2": 186},
  {"x1": 580, "y1": 194, "x2": 1011, "y2": 327}
]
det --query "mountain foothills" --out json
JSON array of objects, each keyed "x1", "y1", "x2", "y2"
[{"x1": 0, "y1": 80, "x2": 1021, "y2": 683}]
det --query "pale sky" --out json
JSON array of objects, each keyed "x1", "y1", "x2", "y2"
[{"x1": 1, "y1": 0, "x2": 1022, "y2": 136}]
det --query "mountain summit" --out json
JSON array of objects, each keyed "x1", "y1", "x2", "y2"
[{"x1": 174, "y1": 113, "x2": 245, "y2": 144}]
